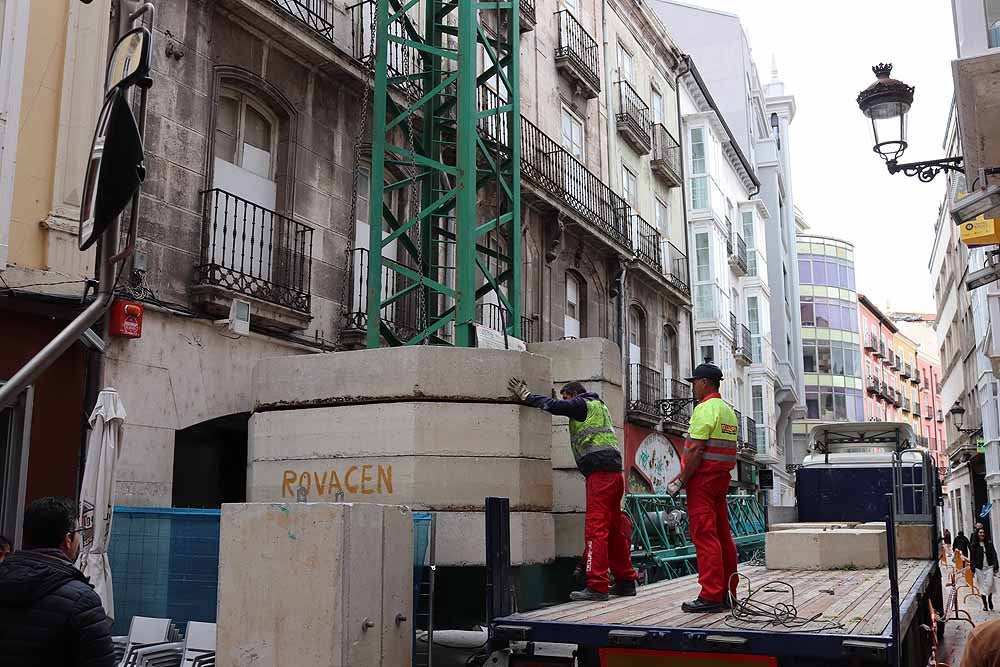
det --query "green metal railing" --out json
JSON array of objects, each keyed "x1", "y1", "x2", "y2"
[{"x1": 625, "y1": 493, "x2": 766, "y2": 583}]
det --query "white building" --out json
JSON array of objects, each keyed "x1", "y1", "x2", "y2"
[
  {"x1": 678, "y1": 57, "x2": 780, "y2": 498},
  {"x1": 654, "y1": 2, "x2": 803, "y2": 506}
]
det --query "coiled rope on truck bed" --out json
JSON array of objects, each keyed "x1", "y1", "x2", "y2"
[{"x1": 723, "y1": 573, "x2": 847, "y2": 633}]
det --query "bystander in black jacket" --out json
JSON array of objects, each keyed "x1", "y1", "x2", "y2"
[
  {"x1": 954, "y1": 531, "x2": 971, "y2": 557},
  {"x1": 971, "y1": 537, "x2": 999, "y2": 572},
  {"x1": 0, "y1": 548, "x2": 114, "y2": 667}
]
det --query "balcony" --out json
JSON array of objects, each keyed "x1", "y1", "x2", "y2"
[
  {"x1": 615, "y1": 81, "x2": 652, "y2": 154},
  {"x1": 745, "y1": 415, "x2": 758, "y2": 454},
  {"x1": 866, "y1": 375, "x2": 881, "y2": 394},
  {"x1": 343, "y1": 248, "x2": 421, "y2": 346},
  {"x1": 863, "y1": 334, "x2": 877, "y2": 352},
  {"x1": 349, "y1": 0, "x2": 421, "y2": 97},
  {"x1": 889, "y1": 352, "x2": 900, "y2": 371},
  {"x1": 660, "y1": 240, "x2": 690, "y2": 299},
  {"x1": 735, "y1": 324, "x2": 753, "y2": 366},
  {"x1": 629, "y1": 214, "x2": 661, "y2": 274},
  {"x1": 901, "y1": 363, "x2": 912, "y2": 379},
  {"x1": 892, "y1": 391, "x2": 902, "y2": 408},
  {"x1": 650, "y1": 124, "x2": 682, "y2": 187},
  {"x1": 193, "y1": 189, "x2": 313, "y2": 330},
  {"x1": 936, "y1": 410, "x2": 944, "y2": 423},
  {"x1": 660, "y1": 378, "x2": 692, "y2": 429},
  {"x1": 734, "y1": 409, "x2": 744, "y2": 446},
  {"x1": 902, "y1": 398, "x2": 911, "y2": 413},
  {"x1": 912, "y1": 401, "x2": 921, "y2": 418},
  {"x1": 873, "y1": 341, "x2": 884, "y2": 359},
  {"x1": 729, "y1": 312, "x2": 738, "y2": 348},
  {"x1": 519, "y1": 0, "x2": 536, "y2": 31},
  {"x1": 628, "y1": 363, "x2": 662, "y2": 426},
  {"x1": 519, "y1": 117, "x2": 632, "y2": 253},
  {"x1": 554, "y1": 10, "x2": 600, "y2": 98},
  {"x1": 911, "y1": 369, "x2": 921, "y2": 386},
  {"x1": 728, "y1": 234, "x2": 748, "y2": 276},
  {"x1": 924, "y1": 408, "x2": 933, "y2": 421}
]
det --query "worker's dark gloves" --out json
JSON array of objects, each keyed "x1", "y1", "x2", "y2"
[{"x1": 508, "y1": 377, "x2": 531, "y2": 402}]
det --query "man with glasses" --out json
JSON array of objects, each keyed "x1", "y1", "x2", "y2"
[
  {"x1": 0, "y1": 496, "x2": 114, "y2": 666},
  {"x1": 667, "y1": 363, "x2": 739, "y2": 613}
]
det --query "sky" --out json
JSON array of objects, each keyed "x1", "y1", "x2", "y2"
[{"x1": 659, "y1": 0, "x2": 957, "y2": 313}]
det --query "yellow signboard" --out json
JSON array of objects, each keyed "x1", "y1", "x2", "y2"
[{"x1": 957, "y1": 191, "x2": 1000, "y2": 246}]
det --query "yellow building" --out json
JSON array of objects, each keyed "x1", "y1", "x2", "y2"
[
  {"x1": 892, "y1": 331, "x2": 923, "y2": 438},
  {"x1": 0, "y1": 0, "x2": 113, "y2": 542}
]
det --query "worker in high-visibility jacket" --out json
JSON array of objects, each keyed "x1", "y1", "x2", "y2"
[
  {"x1": 667, "y1": 363, "x2": 739, "y2": 613},
  {"x1": 509, "y1": 377, "x2": 638, "y2": 602}
]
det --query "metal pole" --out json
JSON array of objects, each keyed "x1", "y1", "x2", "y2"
[
  {"x1": 485, "y1": 496, "x2": 511, "y2": 653},
  {"x1": 885, "y1": 493, "x2": 901, "y2": 667},
  {"x1": 426, "y1": 513, "x2": 436, "y2": 667}
]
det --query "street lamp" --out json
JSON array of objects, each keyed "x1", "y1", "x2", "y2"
[
  {"x1": 856, "y1": 63, "x2": 965, "y2": 182},
  {"x1": 949, "y1": 401, "x2": 981, "y2": 434}
]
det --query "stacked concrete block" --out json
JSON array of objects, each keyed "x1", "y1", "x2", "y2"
[
  {"x1": 527, "y1": 338, "x2": 624, "y2": 558},
  {"x1": 857, "y1": 522, "x2": 935, "y2": 559},
  {"x1": 216, "y1": 502, "x2": 413, "y2": 667},
  {"x1": 249, "y1": 347, "x2": 555, "y2": 566},
  {"x1": 769, "y1": 522, "x2": 859, "y2": 532},
  {"x1": 765, "y1": 528, "x2": 888, "y2": 570}
]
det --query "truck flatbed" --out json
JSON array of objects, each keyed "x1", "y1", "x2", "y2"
[{"x1": 491, "y1": 559, "x2": 938, "y2": 664}]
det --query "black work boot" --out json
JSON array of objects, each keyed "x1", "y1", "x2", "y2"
[
  {"x1": 990, "y1": 594, "x2": 995, "y2": 611},
  {"x1": 681, "y1": 597, "x2": 726, "y2": 613},
  {"x1": 983, "y1": 595, "x2": 989, "y2": 612},
  {"x1": 610, "y1": 580, "x2": 637, "y2": 597},
  {"x1": 570, "y1": 587, "x2": 609, "y2": 602}
]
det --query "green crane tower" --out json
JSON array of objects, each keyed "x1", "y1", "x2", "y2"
[{"x1": 365, "y1": 0, "x2": 521, "y2": 347}]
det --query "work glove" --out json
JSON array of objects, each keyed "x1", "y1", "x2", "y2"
[
  {"x1": 666, "y1": 479, "x2": 683, "y2": 498},
  {"x1": 508, "y1": 377, "x2": 530, "y2": 402}
]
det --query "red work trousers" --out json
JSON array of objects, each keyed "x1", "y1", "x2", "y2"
[
  {"x1": 686, "y1": 469, "x2": 738, "y2": 603},
  {"x1": 583, "y1": 471, "x2": 637, "y2": 593}
]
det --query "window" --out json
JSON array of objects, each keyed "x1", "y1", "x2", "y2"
[
  {"x1": 565, "y1": 273, "x2": 582, "y2": 338},
  {"x1": 0, "y1": 386, "x2": 31, "y2": 544},
  {"x1": 617, "y1": 43, "x2": 634, "y2": 83},
  {"x1": 695, "y1": 233, "x2": 710, "y2": 281},
  {"x1": 215, "y1": 90, "x2": 276, "y2": 181},
  {"x1": 655, "y1": 199, "x2": 670, "y2": 234},
  {"x1": 752, "y1": 384, "x2": 766, "y2": 454},
  {"x1": 803, "y1": 341, "x2": 816, "y2": 372},
  {"x1": 628, "y1": 306, "x2": 644, "y2": 400},
  {"x1": 747, "y1": 296, "x2": 761, "y2": 363},
  {"x1": 563, "y1": 0, "x2": 579, "y2": 15},
  {"x1": 651, "y1": 88, "x2": 664, "y2": 125},
  {"x1": 694, "y1": 232, "x2": 713, "y2": 321},
  {"x1": 701, "y1": 345, "x2": 714, "y2": 363},
  {"x1": 988, "y1": 0, "x2": 1000, "y2": 48},
  {"x1": 742, "y1": 211, "x2": 756, "y2": 277},
  {"x1": 689, "y1": 127, "x2": 708, "y2": 209},
  {"x1": 621, "y1": 164, "x2": 638, "y2": 208},
  {"x1": 561, "y1": 106, "x2": 584, "y2": 160}
]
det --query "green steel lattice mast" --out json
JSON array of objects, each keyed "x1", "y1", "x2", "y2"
[{"x1": 365, "y1": 0, "x2": 521, "y2": 347}]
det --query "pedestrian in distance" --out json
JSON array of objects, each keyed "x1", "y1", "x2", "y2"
[
  {"x1": 666, "y1": 363, "x2": 740, "y2": 614},
  {"x1": 954, "y1": 530, "x2": 971, "y2": 558},
  {"x1": 971, "y1": 526, "x2": 998, "y2": 612},
  {"x1": 0, "y1": 535, "x2": 10, "y2": 562},
  {"x1": 0, "y1": 496, "x2": 115, "y2": 667},
  {"x1": 509, "y1": 377, "x2": 638, "y2": 602}
]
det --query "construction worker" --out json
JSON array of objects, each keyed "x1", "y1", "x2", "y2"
[
  {"x1": 509, "y1": 378, "x2": 638, "y2": 602},
  {"x1": 667, "y1": 363, "x2": 739, "y2": 613}
]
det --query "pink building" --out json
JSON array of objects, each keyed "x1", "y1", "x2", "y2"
[
  {"x1": 915, "y1": 355, "x2": 946, "y2": 472},
  {"x1": 859, "y1": 295, "x2": 900, "y2": 422}
]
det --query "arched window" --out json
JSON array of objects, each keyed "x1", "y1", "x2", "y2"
[{"x1": 565, "y1": 272, "x2": 585, "y2": 338}]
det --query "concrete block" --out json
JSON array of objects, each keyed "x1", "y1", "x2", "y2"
[
  {"x1": 249, "y1": 402, "x2": 551, "y2": 461},
  {"x1": 769, "y1": 522, "x2": 859, "y2": 532},
  {"x1": 554, "y1": 512, "x2": 586, "y2": 558},
  {"x1": 432, "y1": 511, "x2": 554, "y2": 565},
  {"x1": 248, "y1": 456, "x2": 552, "y2": 511},
  {"x1": 765, "y1": 529, "x2": 888, "y2": 570},
  {"x1": 216, "y1": 503, "x2": 413, "y2": 667},
  {"x1": 553, "y1": 469, "x2": 586, "y2": 512},
  {"x1": 253, "y1": 347, "x2": 551, "y2": 409},
  {"x1": 857, "y1": 522, "x2": 935, "y2": 559},
  {"x1": 528, "y1": 338, "x2": 622, "y2": 386}
]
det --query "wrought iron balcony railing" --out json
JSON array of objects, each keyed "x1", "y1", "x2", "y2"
[
  {"x1": 554, "y1": 10, "x2": 600, "y2": 96},
  {"x1": 630, "y1": 214, "x2": 661, "y2": 273},
  {"x1": 346, "y1": 247, "x2": 421, "y2": 340},
  {"x1": 270, "y1": 0, "x2": 335, "y2": 41},
  {"x1": 729, "y1": 312, "x2": 738, "y2": 346},
  {"x1": 734, "y1": 409, "x2": 743, "y2": 445},
  {"x1": 745, "y1": 415, "x2": 758, "y2": 453},
  {"x1": 519, "y1": 0, "x2": 536, "y2": 30},
  {"x1": 615, "y1": 80, "x2": 652, "y2": 153},
  {"x1": 628, "y1": 363, "x2": 662, "y2": 421},
  {"x1": 911, "y1": 368, "x2": 921, "y2": 385},
  {"x1": 735, "y1": 324, "x2": 753, "y2": 365},
  {"x1": 660, "y1": 240, "x2": 690, "y2": 297},
  {"x1": 651, "y1": 124, "x2": 682, "y2": 187},
  {"x1": 901, "y1": 363, "x2": 912, "y2": 379},
  {"x1": 660, "y1": 378, "x2": 692, "y2": 426},
  {"x1": 520, "y1": 116, "x2": 631, "y2": 250},
  {"x1": 866, "y1": 375, "x2": 881, "y2": 394},
  {"x1": 349, "y1": 0, "x2": 422, "y2": 96},
  {"x1": 863, "y1": 334, "x2": 877, "y2": 351},
  {"x1": 736, "y1": 235, "x2": 748, "y2": 274},
  {"x1": 197, "y1": 189, "x2": 313, "y2": 313}
]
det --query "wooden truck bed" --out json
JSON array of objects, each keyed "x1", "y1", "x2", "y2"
[{"x1": 492, "y1": 560, "x2": 938, "y2": 664}]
